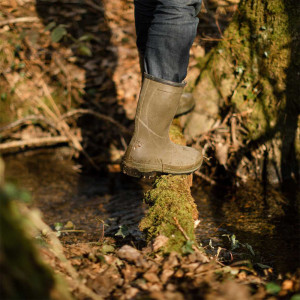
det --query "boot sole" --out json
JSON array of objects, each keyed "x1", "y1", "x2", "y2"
[{"x1": 122, "y1": 160, "x2": 202, "y2": 179}]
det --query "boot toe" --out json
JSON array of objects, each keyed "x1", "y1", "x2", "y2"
[{"x1": 166, "y1": 144, "x2": 202, "y2": 173}]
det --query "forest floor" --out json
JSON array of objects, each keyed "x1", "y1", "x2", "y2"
[{"x1": 1, "y1": 0, "x2": 300, "y2": 299}]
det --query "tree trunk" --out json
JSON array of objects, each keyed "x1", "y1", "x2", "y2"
[{"x1": 185, "y1": 0, "x2": 299, "y2": 187}]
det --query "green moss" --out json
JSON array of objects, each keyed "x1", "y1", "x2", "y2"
[
  {"x1": 0, "y1": 185, "x2": 55, "y2": 299},
  {"x1": 140, "y1": 120, "x2": 199, "y2": 253},
  {"x1": 207, "y1": 0, "x2": 293, "y2": 141},
  {"x1": 169, "y1": 122, "x2": 185, "y2": 145},
  {"x1": 139, "y1": 175, "x2": 197, "y2": 253}
]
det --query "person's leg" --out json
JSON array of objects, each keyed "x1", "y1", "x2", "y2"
[
  {"x1": 122, "y1": 0, "x2": 203, "y2": 177},
  {"x1": 143, "y1": 0, "x2": 201, "y2": 83},
  {"x1": 134, "y1": 0, "x2": 200, "y2": 115},
  {"x1": 134, "y1": 0, "x2": 156, "y2": 58}
]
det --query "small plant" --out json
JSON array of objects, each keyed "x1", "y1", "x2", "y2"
[{"x1": 45, "y1": 22, "x2": 94, "y2": 57}]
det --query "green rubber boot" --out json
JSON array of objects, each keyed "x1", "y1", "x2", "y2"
[
  {"x1": 122, "y1": 74, "x2": 202, "y2": 178},
  {"x1": 139, "y1": 53, "x2": 195, "y2": 117}
]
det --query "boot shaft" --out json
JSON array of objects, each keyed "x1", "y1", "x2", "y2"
[{"x1": 135, "y1": 74, "x2": 185, "y2": 139}]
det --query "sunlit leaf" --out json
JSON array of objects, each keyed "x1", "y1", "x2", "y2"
[
  {"x1": 3, "y1": 183, "x2": 31, "y2": 203},
  {"x1": 54, "y1": 222, "x2": 63, "y2": 231},
  {"x1": 77, "y1": 45, "x2": 92, "y2": 57},
  {"x1": 182, "y1": 240, "x2": 194, "y2": 254},
  {"x1": 101, "y1": 244, "x2": 115, "y2": 254},
  {"x1": 244, "y1": 243, "x2": 255, "y2": 256},
  {"x1": 115, "y1": 225, "x2": 129, "y2": 238},
  {"x1": 78, "y1": 34, "x2": 95, "y2": 42},
  {"x1": 256, "y1": 263, "x2": 271, "y2": 269},
  {"x1": 44, "y1": 21, "x2": 56, "y2": 32},
  {"x1": 51, "y1": 26, "x2": 67, "y2": 43},
  {"x1": 266, "y1": 282, "x2": 281, "y2": 294},
  {"x1": 231, "y1": 234, "x2": 239, "y2": 250},
  {"x1": 1, "y1": 93, "x2": 7, "y2": 101}
]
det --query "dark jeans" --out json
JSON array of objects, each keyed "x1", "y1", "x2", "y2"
[{"x1": 134, "y1": 0, "x2": 202, "y2": 83}]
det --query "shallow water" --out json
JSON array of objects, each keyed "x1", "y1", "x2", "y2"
[{"x1": 4, "y1": 150, "x2": 300, "y2": 274}]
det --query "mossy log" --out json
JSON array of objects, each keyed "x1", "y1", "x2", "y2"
[
  {"x1": 186, "y1": 0, "x2": 299, "y2": 184},
  {"x1": 139, "y1": 121, "x2": 199, "y2": 253},
  {"x1": 0, "y1": 159, "x2": 71, "y2": 300}
]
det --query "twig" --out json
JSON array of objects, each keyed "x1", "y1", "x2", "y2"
[
  {"x1": 0, "y1": 16, "x2": 39, "y2": 27},
  {"x1": 173, "y1": 217, "x2": 209, "y2": 262},
  {"x1": 194, "y1": 171, "x2": 217, "y2": 185},
  {"x1": 85, "y1": 0, "x2": 104, "y2": 12},
  {"x1": 34, "y1": 82, "x2": 100, "y2": 170},
  {"x1": 0, "y1": 115, "x2": 58, "y2": 136},
  {"x1": 0, "y1": 136, "x2": 69, "y2": 154},
  {"x1": 61, "y1": 109, "x2": 132, "y2": 136},
  {"x1": 60, "y1": 230, "x2": 86, "y2": 233},
  {"x1": 173, "y1": 217, "x2": 190, "y2": 241},
  {"x1": 200, "y1": 37, "x2": 224, "y2": 42},
  {"x1": 230, "y1": 116, "x2": 238, "y2": 150},
  {"x1": 215, "y1": 17, "x2": 224, "y2": 39}
]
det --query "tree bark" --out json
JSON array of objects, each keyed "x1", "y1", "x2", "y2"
[{"x1": 186, "y1": 0, "x2": 299, "y2": 186}]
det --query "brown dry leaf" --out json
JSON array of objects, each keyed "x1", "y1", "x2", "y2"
[
  {"x1": 206, "y1": 281, "x2": 250, "y2": 300},
  {"x1": 161, "y1": 269, "x2": 174, "y2": 284},
  {"x1": 123, "y1": 287, "x2": 139, "y2": 299},
  {"x1": 143, "y1": 271, "x2": 160, "y2": 283},
  {"x1": 215, "y1": 141, "x2": 229, "y2": 166},
  {"x1": 148, "y1": 283, "x2": 163, "y2": 292},
  {"x1": 117, "y1": 245, "x2": 141, "y2": 262},
  {"x1": 163, "y1": 252, "x2": 180, "y2": 269},
  {"x1": 174, "y1": 269, "x2": 184, "y2": 278},
  {"x1": 282, "y1": 279, "x2": 293, "y2": 290},
  {"x1": 164, "y1": 291, "x2": 185, "y2": 300},
  {"x1": 121, "y1": 262, "x2": 137, "y2": 284},
  {"x1": 87, "y1": 265, "x2": 123, "y2": 298},
  {"x1": 150, "y1": 291, "x2": 185, "y2": 300},
  {"x1": 153, "y1": 235, "x2": 169, "y2": 251},
  {"x1": 182, "y1": 262, "x2": 200, "y2": 272}
]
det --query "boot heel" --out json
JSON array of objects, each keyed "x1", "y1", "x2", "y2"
[{"x1": 122, "y1": 164, "x2": 157, "y2": 179}]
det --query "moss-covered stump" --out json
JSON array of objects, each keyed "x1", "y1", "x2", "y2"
[
  {"x1": 139, "y1": 121, "x2": 199, "y2": 253},
  {"x1": 187, "y1": 0, "x2": 299, "y2": 184}
]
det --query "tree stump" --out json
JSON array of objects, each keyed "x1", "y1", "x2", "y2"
[{"x1": 139, "y1": 120, "x2": 199, "y2": 253}]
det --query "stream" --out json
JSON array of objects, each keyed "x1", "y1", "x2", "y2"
[{"x1": 3, "y1": 149, "x2": 300, "y2": 275}]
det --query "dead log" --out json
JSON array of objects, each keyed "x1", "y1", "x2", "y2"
[{"x1": 139, "y1": 121, "x2": 202, "y2": 253}]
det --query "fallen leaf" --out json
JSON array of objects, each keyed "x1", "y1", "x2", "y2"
[
  {"x1": 117, "y1": 245, "x2": 141, "y2": 263},
  {"x1": 153, "y1": 235, "x2": 169, "y2": 251}
]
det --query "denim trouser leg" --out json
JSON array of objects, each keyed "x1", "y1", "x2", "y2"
[{"x1": 134, "y1": 0, "x2": 201, "y2": 83}]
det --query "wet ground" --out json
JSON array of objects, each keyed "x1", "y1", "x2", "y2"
[{"x1": 3, "y1": 150, "x2": 300, "y2": 275}]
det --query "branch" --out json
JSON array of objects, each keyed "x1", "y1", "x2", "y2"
[
  {"x1": 173, "y1": 217, "x2": 190, "y2": 241},
  {"x1": 0, "y1": 17, "x2": 39, "y2": 27},
  {"x1": 0, "y1": 115, "x2": 58, "y2": 136},
  {"x1": 0, "y1": 136, "x2": 69, "y2": 154},
  {"x1": 194, "y1": 171, "x2": 217, "y2": 185},
  {"x1": 61, "y1": 109, "x2": 132, "y2": 136}
]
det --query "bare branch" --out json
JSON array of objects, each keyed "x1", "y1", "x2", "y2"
[{"x1": 0, "y1": 17, "x2": 39, "y2": 27}]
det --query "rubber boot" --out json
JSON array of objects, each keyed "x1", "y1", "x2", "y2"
[
  {"x1": 122, "y1": 74, "x2": 202, "y2": 177},
  {"x1": 139, "y1": 53, "x2": 195, "y2": 117}
]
